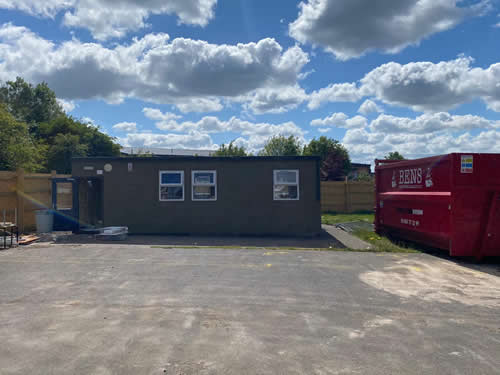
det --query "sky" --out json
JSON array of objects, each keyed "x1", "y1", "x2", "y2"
[{"x1": 0, "y1": 0, "x2": 499, "y2": 164}]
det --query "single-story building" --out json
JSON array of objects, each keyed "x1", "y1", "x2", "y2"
[{"x1": 70, "y1": 156, "x2": 321, "y2": 236}]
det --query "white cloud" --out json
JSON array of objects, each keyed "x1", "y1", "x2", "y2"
[
  {"x1": 142, "y1": 108, "x2": 307, "y2": 153},
  {"x1": 309, "y1": 57, "x2": 500, "y2": 113},
  {"x1": 311, "y1": 112, "x2": 367, "y2": 129},
  {"x1": 120, "y1": 131, "x2": 216, "y2": 150},
  {"x1": 242, "y1": 86, "x2": 307, "y2": 114},
  {"x1": 360, "y1": 57, "x2": 500, "y2": 112},
  {"x1": 317, "y1": 127, "x2": 331, "y2": 133},
  {"x1": 112, "y1": 121, "x2": 137, "y2": 132},
  {"x1": 308, "y1": 82, "x2": 362, "y2": 109},
  {"x1": 0, "y1": 0, "x2": 217, "y2": 40},
  {"x1": 369, "y1": 112, "x2": 500, "y2": 134},
  {"x1": 358, "y1": 99, "x2": 382, "y2": 115},
  {"x1": 289, "y1": 0, "x2": 490, "y2": 60},
  {"x1": 56, "y1": 98, "x2": 75, "y2": 112},
  {"x1": 0, "y1": 24, "x2": 309, "y2": 114},
  {"x1": 342, "y1": 112, "x2": 500, "y2": 164},
  {"x1": 0, "y1": 0, "x2": 72, "y2": 18}
]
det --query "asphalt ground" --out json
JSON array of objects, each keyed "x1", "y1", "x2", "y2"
[{"x1": 1, "y1": 243, "x2": 499, "y2": 374}]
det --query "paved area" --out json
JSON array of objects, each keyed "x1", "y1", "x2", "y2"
[
  {"x1": 49, "y1": 229, "x2": 344, "y2": 249},
  {"x1": 322, "y1": 224, "x2": 372, "y2": 250},
  {"x1": 1, "y1": 244, "x2": 500, "y2": 374}
]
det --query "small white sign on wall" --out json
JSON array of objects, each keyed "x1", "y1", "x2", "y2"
[{"x1": 97, "y1": 170, "x2": 103, "y2": 175}]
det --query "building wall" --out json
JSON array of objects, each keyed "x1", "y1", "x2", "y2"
[{"x1": 72, "y1": 157, "x2": 321, "y2": 236}]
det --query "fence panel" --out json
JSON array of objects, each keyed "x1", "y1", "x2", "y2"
[
  {"x1": 0, "y1": 170, "x2": 69, "y2": 232},
  {"x1": 321, "y1": 181, "x2": 374, "y2": 213}
]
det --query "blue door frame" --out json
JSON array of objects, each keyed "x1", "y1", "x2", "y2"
[{"x1": 52, "y1": 178, "x2": 80, "y2": 232}]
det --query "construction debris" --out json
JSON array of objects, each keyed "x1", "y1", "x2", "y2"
[{"x1": 18, "y1": 235, "x2": 40, "y2": 246}]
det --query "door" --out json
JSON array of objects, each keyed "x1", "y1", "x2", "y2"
[{"x1": 52, "y1": 178, "x2": 80, "y2": 232}]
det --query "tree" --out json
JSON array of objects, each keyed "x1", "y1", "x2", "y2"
[
  {"x1": 0, "y1": 77, "x2": 121, "y2": 173},
  {"x1": 47, "y1": 134, "x2": 88, "y2": 173},
  {"x1": 0, "y1": 77, "x2": 63, "y2": 130},
  {"x1": 304, "y1": 136, "x2": 351, "y2": 181},
  {"x1": 0, "y1": 104, "x2": 46, "y2": 172},
  {"x1": 259, "y1": 135, "x2": 302, "y2": 156},
  {"x1": 352, "y1": 171, "x2": 373, "y2": 182},
  {"x1": 213, "y1": 141, "x2": 247, "y2": 156},
  {"x1": 385, "y1": 151, "x2": 405, "y2": 160}
]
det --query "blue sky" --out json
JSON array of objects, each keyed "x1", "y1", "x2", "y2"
[{"x1": 0, "y1": 0, "x2": 499, "y2": 163}]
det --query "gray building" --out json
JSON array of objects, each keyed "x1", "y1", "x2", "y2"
[{"x1": 71, "y1": 156, "x2": 321, "y2": 236}]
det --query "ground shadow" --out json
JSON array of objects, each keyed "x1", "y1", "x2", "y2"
[{"x1": 49, "y1": 228, "x2": 344, "y2": 249}]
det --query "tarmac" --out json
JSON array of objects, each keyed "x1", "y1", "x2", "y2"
[{"x1": 1, "y1": 243, "x2": 499, "y2": 374}]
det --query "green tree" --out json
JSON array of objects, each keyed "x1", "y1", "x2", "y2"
[
  {"x1": 0, "y1": 77, "x2": 121, "y2": 173},
  {"x1": 47, "y1": 134, "x2": 88, "y2": 173},
  {"x1": 0, "y1": 77, "x2": 63, "y2": 132},
  {"x1": 304, "y1": 136, "x2": 351, "y2": 181},
  {"x1": 259, "y1": 135, "x2": 302, "y2": 156},
  {"x1": 385, "y1": 151, "x2": 405, "y2": 160},
  {"x1": 352, "y1": 171, "x2": 374, "y2": 182},
  {"x1": 0, "y1": 104, "x2": 46, "y2": 171},
  {"x1": 213, "y1": 141, "x2": 247, "y2": 156}
]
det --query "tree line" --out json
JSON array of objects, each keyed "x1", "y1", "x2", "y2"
[
  {"x1": 214, "y1": 136, "x2": 404, "y2": 181},
  {"x1": 0, "y1": 77, "x2": 120, "y2": 174},
  {"x1": 0, "y1": 77, "x2": 404, "y2": 178}
]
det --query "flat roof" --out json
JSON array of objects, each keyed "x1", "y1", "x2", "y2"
[{"x1": 73, "y1": 155, "x2": 320, "y2": 162}]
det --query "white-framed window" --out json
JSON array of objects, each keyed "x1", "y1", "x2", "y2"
[
  {"x1": 159, "y1": 171, "x2": 184, "y2": 201},
  {"x1": 274, "y1": 170, "x2": 299, "y2": 200},
  {"x1": 192, "y1": 170, "x2": 217, "y2": 201}
]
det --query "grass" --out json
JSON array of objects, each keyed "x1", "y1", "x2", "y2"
[
  {"x1": 321, "y1": 211, "x2": 374, "y2": 225},
  {"x1": 353, "y1": 229, "x2": 420, "y2": 253},
  {"x1": 322, "y1": 211, "x2": 420, "y2": 253}
]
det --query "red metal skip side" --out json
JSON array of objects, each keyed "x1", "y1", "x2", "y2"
[{"x1": 375, "y1": 153, "x2": 500, "y2": 258}]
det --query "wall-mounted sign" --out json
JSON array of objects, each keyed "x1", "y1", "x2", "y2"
[
  {"x1": 104, "y1": 163, "x2": 113, "y2": 172},
  {"x1": 83, "y1": 166, "x2": 94, "y2": 171},
  {"x1": 97, "y1": 170, "x2": 103, "y2": 175}
]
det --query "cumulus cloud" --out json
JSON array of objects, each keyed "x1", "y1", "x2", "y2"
[
  {"x1": 308, "y1": 82, "x2": 362, "y2": 109},
  {"x1": 120, "y1": 131, "x2": 216, "y2": 150},
  {"x1": 0, "y1": 24, "x2": 309, "y2": 114},
  {"x1": 358, "y1": 99, "x2": 382, "y2": 115},
  {"x1": 342, "y1": 112, "x2": 500, "y2": 164},
  {"x1": 142, "y1": 108, "x2": 307, "y2": 153},
  {"x1": 56, "y1": 98, "x2": 75, "y2": 112},
  {"x1": 0, "y1": 0, "x2": 218, "y2": 40},
  {"x1": 309, "y1": 57, "x2": 500, "y2": 113},
  {"x1": 242, "y1": 86, "x2": 307, "y2": 114},
  {"x1": 289, "y1": 0, "x2": 490, "y2": 60},
  {"x1": 112, "y1": 121, "x2": 137, "y2": 132},
  {"x1": 359, "y1": 57, "x2": 493, "y2": 111},
  {"x1": 311, "y1": 112, "x2": 367, "y2": 129}
]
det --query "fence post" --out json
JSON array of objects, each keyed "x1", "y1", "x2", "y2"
[
  {"x1": 16, "y1": 168, "x2": 25, "y2": 233},
  {"x1": 344, "y1": 178, "x2": 349, "y2": 213}
]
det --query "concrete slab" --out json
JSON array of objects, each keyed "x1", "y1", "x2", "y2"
[
  {"x1": 322, "y1": 224, "x2": 373, "y2": 250},
  {"x1": 0, "y1": 244, "x2": 499, "y2": 374}
]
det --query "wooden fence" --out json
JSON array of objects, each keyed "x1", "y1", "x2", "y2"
[
  {"x1": 321, "y1": 181, "x2": 374, "y2": 213},
  {"x1": 0, "y1": 169, "x2": 71, "y2": 233}
]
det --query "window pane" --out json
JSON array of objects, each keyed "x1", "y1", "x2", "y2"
[
  {"x1": 275, "y1": 171, "x2": 297, "y2": 184},
  {"x1": 160, "y1": 186, "x2": 183, "y2": 200},
  {"x1": 56, "y1": 182, "x2": 73, "y2": 209},
  {"x1": 194, "y1": 172, "x2": 214, "y2": 184},
  {"x1": 193, "y1": 185, "x2": 216, "y2": 200},
  {"x1": 162, "y1": 172, "x2": 181, "y2": 184},
  {"x1": 274, "y1": 185, "x2": 298, "y2": 200}
]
